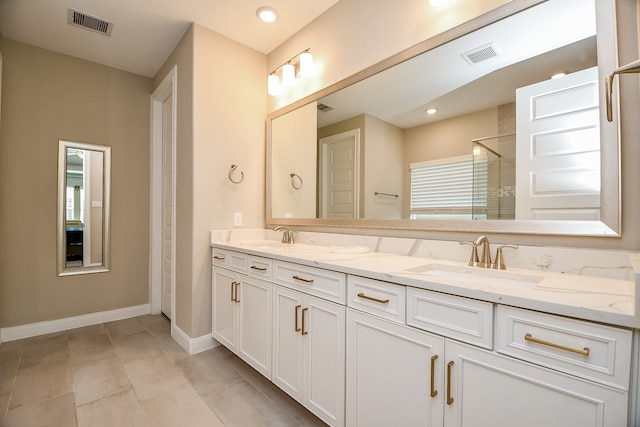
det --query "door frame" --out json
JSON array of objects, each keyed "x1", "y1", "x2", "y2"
[
  {"x1": 150, "y1": 66, "x2": 177, "y2": 323},
  {"x1": 318, "y1": 129, "x2": 360, "y2": 218}
]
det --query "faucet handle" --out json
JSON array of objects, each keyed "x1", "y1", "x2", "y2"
[
  {"x1": 459, "y1": 241, "x2": 479, "y2": 267},
  {"x1": 492, "y1": 244, "x2": 519, "y2": 270}
]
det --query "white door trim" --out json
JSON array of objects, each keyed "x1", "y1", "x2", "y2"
[
  {"x1": 150, "y1": 66, "x2": 177, "y2": 324},
  {"x1": 319, "y1": 129, "x2": 360, "y2": 219}
]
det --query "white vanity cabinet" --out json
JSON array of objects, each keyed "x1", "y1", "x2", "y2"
[
  {"x1": 272, "y1": 260, "x2": 346, "y2": 427},
  {"x1": 406, "y1": 287, "x2": 630, "y2": 427},
  {"x1": 213, "y1": 250, "x2": 346, "y2": 426},
  {"x1": 346, "y1": 309, "x2": 444, "y2": 426},
  {"x1": 346, "y1": 278, "x2": 630, "y2": 427},
  {"x1": 444, "y1": 340, "x2": 628, "y2": 427},
  {"x1": 272, "y1": 284, "x2": 346, "y2": 426},
  {"x1": 212, "y1": 245, "x2": 635, "y2": 427},
  {"x1": 211, "y1": 249, "x2": 273, "y2": 378}
]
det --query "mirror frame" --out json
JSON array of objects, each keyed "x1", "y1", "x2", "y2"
[
  {"x1": 266, "y1": 0, "x2": 621, "y2": 237},
  {"x1": 57, "y1": 140, "x2": 112, "y2": 276}
]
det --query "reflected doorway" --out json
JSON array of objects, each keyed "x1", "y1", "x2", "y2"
[{"x1": 319, "y1": 129, "x2": 360, "y2": 218}]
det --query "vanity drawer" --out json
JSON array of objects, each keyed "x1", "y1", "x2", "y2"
[
  {"x1": 347, "y1": 276, "x2": 405, "y2": 324},
  {"x1": 273, "y1": 260, "x2": 346, "y2": 304},
  {"x1": 407, "y1": 287, "x2": 493, "y2": 349},
  {"x1": 247, "y1": 255, "x2": 273, "y2": 281},
  {"x1": 496, "y1": 305, "x2": 633, "y2": 390},
  {"x1": 211, "y1": 249, "x2": 248, "y2": 273}
]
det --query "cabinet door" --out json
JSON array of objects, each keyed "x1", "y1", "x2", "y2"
[
  {"x1": 237, "y1": 275, "x2": 272, "y2": 379},
  {"x1": 212, "y1": 268, "x2": 238, "y2": 350},
  {"x1": 444, "y1": 340, "x2": 628, "y2": 427},
  {"x1": 304, "y1": 295, "x2": 346, "y2": 427},
  {"x1": 346, "y1": 309, "x2": 444, "y2": 427},
  {"x1": 272, "y1": 285, "x2": 305, "y2": 402}
]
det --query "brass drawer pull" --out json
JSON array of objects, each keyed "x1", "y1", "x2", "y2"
[
  {"x1": 231, "y1": 282, "x2": 240, "y2": 302},
  {"x1": 213, "y1": 255, "x2": 225, "y2": 261},
  {"x1": 524, "y1": 333, "x2": 590, "y2": 356},
  {"x1": 250, "y1": 265, "x2": 267, "y2": 271},
  {"x1": 293, "y1": 275, "x2": 314, "y2": 284},
  {"x1": 357, "y1": 293, "x2": 389, "y2": 304},
  {"x1": 231, "y1": 282, "x2": 240, "y2": 303},
  {"x1": 446, "y1": 361, "x2": 454, "y2": 405},
  {"x1": 295, "y1": 305, "x2": 302, "y2": 332},
  {"x1": 430, "y1": 355, "x2": 438, "y2": 398},
  {"x1": 301, "y1": 308, "x2": 309, "y2": 335}
]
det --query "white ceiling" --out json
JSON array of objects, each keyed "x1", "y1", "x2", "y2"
[
  {"x1": 317, "y1": 0, "x2": 597, "y2": 129},
  {"x1": 0, "y1": 0, "x2": 340, "y2": 77}
]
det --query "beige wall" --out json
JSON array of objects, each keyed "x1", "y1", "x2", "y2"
[
  {"x1": 154, "y1": 24, "x2": 266, "y2": 338},
  {"x1": 271, "y1": 101, "x2": 317, "y2": 218},
  {"x1": 0, "y1": 39, "x2": 152, "y2": 328},
  {"x1": 363, "y1": 115, "x2": 403, "y2": 219}
]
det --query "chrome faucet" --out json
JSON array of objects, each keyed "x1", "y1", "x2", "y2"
[{"x1": 273, "y1": 226, "x2": 294, "y2": 244}]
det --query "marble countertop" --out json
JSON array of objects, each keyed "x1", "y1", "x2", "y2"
[{"x1": 211, "y1": 240, "x2": 639, "y2": 329}]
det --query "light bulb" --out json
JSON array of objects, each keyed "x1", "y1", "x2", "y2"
[
  {"x1": 299, "y1": 51, "x2": 314, "y2": 77},
  {"x1": 282, "y1": 63, "x2": 295, "y2": 86},
  {"x1": 268, "y1": 74, "x2": 280, "y2": 96},
  {"x1": 256, "y1": 7, "x2": 278, "y2": 23}
]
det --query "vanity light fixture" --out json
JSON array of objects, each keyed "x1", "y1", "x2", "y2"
[
  {"x1": 282, "y1": 63, "x2": 296, "y2": 86},
  {"x1": 256, "y1": 6, "x2": 279, "y2": 23},
  {"x1": 425, "y1": 108, "x2": 438, "y2": 114},
  {"x1": 268, "y1": 73, "x2": 281, "y2": 95},
  {"x1": 267, "y1": 49, "x2": 314, "y2": 96}
]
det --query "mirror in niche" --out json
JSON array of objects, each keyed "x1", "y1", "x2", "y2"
[
  {"x1": 268, "y1": 0, "x2": 620, "y2": 236},
  {"x1": 57, "y1": 140, "x2": 111, "y2": 276}
]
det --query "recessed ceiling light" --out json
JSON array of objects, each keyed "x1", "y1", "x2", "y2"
[
  {"x1": 429, "y1": 0, "x2": 451, "y2": 6},
  {"x1": 257, "y1": 6, "x2": 279, "y2": 23},
  {"x1": 551, "y1": 72, "x2": 567, "y2": 79},
  {"x1": 425, "y1": 108, "x2": 438, "y2": 115}
]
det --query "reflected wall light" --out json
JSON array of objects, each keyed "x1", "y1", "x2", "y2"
[{"x1": 268, "y1": 49, "x2": 314, "y2": 96}]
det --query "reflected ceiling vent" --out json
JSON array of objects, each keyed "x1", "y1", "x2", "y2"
[
  {"x1": 68, "y1": 8, "x2": 113, "y2": 36},
  {"x1": 462, "y1": 42, "x2": 500, "y2": 65},
  {"x1": 317, "y1": 103, "x2": 334, "y2": 112}
]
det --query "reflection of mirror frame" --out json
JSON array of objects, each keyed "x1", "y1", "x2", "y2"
[
  {"x1": 267, "y1": 0, "x2": 620, "y2": 237},
  {"x1": 57, "y1": 140, "x2": 111, "y2": 276}
]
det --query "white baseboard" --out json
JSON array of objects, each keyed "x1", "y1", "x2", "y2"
[
  {"x1": 171, "y1": 324, "x2": 218, "y2": 355},
  {"x1": 0, "y1": 304, "x2": 150, "y2": 343}
]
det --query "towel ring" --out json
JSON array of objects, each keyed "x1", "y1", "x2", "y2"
[
  {"x1": 290, "y1": 173, "x2": 303, "y2": 190},
  {"x1": 228, "y1": 164, "x2": 244, "y2": 184}
]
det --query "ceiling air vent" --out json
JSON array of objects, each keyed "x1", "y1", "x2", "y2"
[
  {"x1": 68, "y1": 8, "x2": 113, "y2": 36},
  {"x1": 317, "y1": 103, "x2": 334, "y2": 112},
  {"x1": 461, "y1": 42, "x2": 500, "y2": 65}
]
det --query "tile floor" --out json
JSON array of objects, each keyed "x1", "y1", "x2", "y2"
[{"x1": 0, "y1": 315, "x2": 326, "y2": 426}]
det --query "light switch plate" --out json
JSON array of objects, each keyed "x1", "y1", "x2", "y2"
[{"x1": 233, "y1": 212, "x2": 242, "y2": 227}]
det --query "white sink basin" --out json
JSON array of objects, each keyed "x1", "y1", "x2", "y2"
[{"x1": 404, "y1": 263, "x2": 544, "y2": 288}]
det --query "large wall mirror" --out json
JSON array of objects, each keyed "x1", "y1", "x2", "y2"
[
  {"x1": 267, "y1": 0, "x2": 621, "y2": 237},
  {"x1": 57, "y1": 140, "x2": 111, "y2": 276}
]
